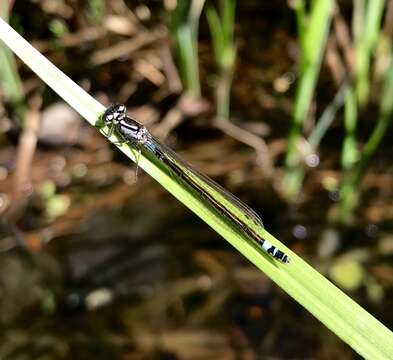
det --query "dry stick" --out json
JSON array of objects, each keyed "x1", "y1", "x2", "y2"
[
  {"x1": 12, "y1": 95, "x2": 42, "y2": 199},
  {"x1": 159, "y1": 43, "x2": 183, "y2": 94},
  {"x1": 384, "y1": 0, "x2": 393, "y2": 37},
  {"x1": 308, "y1": 82, "x2": 349, "y2": 150},
  {"x1": 8, "y1": 95, "x2": 42, "y2": 222},
  {"x1": 213, "y1": 118, "x2": 273, "y2": 177},
  {"x1": 153, "y1": 106, "x2": 183, "y2": 139},
  {"x1": 326, "y1": 37, "x2": 346, "y2": 85},
  {"x1": 333, "y1": 8, "x2": 355, "y2": 72},
  {"x1": 111, "y1": 0, "x2": 142, "y2": 27},
  {"x1": 90, "y1": 26, "x2": 166, "y2": 66}
]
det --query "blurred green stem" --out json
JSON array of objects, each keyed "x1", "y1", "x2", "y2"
[
  {"x1": 337, "y1": 85, "x2": 359, "y2": 220},
  {"x1": 281, "y1": 82, "x2": 348, "y2": 193},
  {"x1": 338, "y1": 0, "x2": 387, "y2": 221},
  {"x1": 308, "y1": 82, "x2": 348, "y2": 149},
  {"x1": 341, "y1": 86, "x2": 358, "y2": 171},
  {"x1": 282, "y1": 0, "x2": 333, "y2": 200},
  {"x1": 339, "y1": 61, "x2": 393, "y2": 220},
  {"x1": 354, "y1": 0, "x2": 385, "y2": 106},
  {"x1": 0, "y1": 3, "x2": 24, "y2": 118},
  {"x1": 87, "y1": 0, "x2": 105, "y2": 25},
  {"x1": 215, "y1": 69, "x2": 233, "y2": 120},
  {"x1": 294, "y1": 0, "x2": 306, "y2": 52},
  {"x1": 175, "y1": 25, "x2": 201, "y2": 97},
  {"x1": 206, "y1": 0, "x2": 236, "y2": 120},
  {"x1": 170, "y1": 0, "x2": 205, "y2": 98}
]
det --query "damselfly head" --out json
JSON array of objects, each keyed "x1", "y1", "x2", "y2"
[{"x1": 103, "y1": 104, "x2": 127, "y2": 125}]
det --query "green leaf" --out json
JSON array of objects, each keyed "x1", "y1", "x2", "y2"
[
  {"x1": 206, "y1": 4, "x2": 224, "y2": 67},
  {"x1": 283, "y1": 0, "x2": 334, "y2": 199},
  {"x1": 0, "y1": 5, "x2": 24, "y2": 111}
]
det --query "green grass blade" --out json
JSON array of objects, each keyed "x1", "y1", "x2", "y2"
[
  {"x1": 205, "y1": 0, "x2": 236, "y2": 120},
  {"x1": 341, "y1": 86, "x2": 359, "y2": 170},
  {"x1": 169, "y1": 0, "x2": 204, "y2": 97},
  {"x1": 175, "y1": 24, "x2": 201, "y2": 97},
  {"x1": 337, "y1": 85, "x2": 359, "y2": 220},
  {"x1": 205, "y1": 4, "x2": 224, "y2": 66},
  {"x1": 1, "y1": 18, "x2": 393, "y2": 359},
  {"x1": 360, "y1": 62, "x2": 393, "y2": 163},
  {"x1": 0, "y1": 39, "x2": 24, "y2": 103},
  {"x1": 282, "y1": 0, "x2": 333, "y2": 200},
  {"x1": 221, "y1": 0, "x2": 236, "y2": 60},
  {"x1": 0, "y1": 20, "x2": 102, "y2": 124},
  {"x1": 0, "y1": 7, "x2": 24, "y2": 115},
  {"x1": 339, "y1": 60, "x2": 393, "y2": 220},
  {"x1": 282, "y1": 83, "x2": 348, "y2": 198},
  {"x1": 293, "y1": 0, "x2": 306, "y2": 54},
  {"x1": 355, "y1": 0, "x2": 385, "y2": 105},
  {"x1": 308, "y1": 82, "x2": 348, "y2": 149}
]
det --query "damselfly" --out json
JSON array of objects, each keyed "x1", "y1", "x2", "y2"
[{"x1": 102, "y1": 104, "x2": 290, "y2": 264}]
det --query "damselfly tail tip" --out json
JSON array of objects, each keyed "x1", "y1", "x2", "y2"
[
  {"x1": 275, "y1": 250, "x2": 290, "y2": 264},
  {"x1": 281, "y1": 255, "x2": 290, "y2": 264},
  {"x1": 262, "y1": 241, "x2": 290, "y2": 264}
]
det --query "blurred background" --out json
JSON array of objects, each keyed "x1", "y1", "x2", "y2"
[{"x1": 0, "y1": 0, "x2": 393, "y2": 358}]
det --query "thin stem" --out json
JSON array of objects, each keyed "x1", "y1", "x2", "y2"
[
  {"x1": 282, "y1": 0, "x2": 333, "y2": 200},
  {"x1": 339, "y1": 61, "x2": 393, "y2": 220},
  {"x1": 354, "y1": 0, "x2": 385, "y2": 106}
]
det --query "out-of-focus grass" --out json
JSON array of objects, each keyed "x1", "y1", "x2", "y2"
[
  {"x1": 308, "y1": 83, "x2": 348, "y2": 149},
  {"x1": 281, "y1": 0, "x2": 390, "y2": 223},
  {"x1": 341, "y1": 87, "x2": 358, "y2": 173},
  {"x1": 337, "y1": 0, "x2": 388, "y2": 221},
  {"x1": 168, "y1": 0, "x2": 205, "y2": 98},
  {"x1": 282, "y1": 0, "x2": 333, "y2": 200},
  {"x1": 339, "y1": 58, "x2": 393, "y2": 220},
  {"x1": 206, "y1": 0, "x2": 236, "y2": 120},
  {"x1": 49, "y1": 19, "x2": 69, "y2": 39},
  {"x1": 353, "y1": 0, "x2": 385, "y2": 106},
  {"x1": 87, "y1": 0, "x2": 106, "y2": 25}
]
